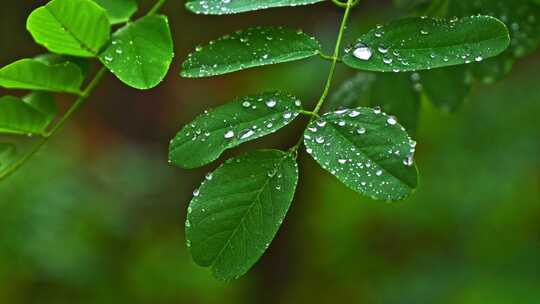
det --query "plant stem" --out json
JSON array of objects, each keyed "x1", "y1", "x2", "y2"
[
  {"x1": 148, "y1": 0, "x2": 167, "y2": 15},
  {"x1": 0, "y1": 0, "x2": 169, "y2": 182},
  {"x1": 0, "y1": 67, "x2": 106, "y2": 182},
  {"x1": 290, "y1": 0, "x2": 355, "y2": 154},
  {"x1": 318, "y1": 52, "x2": 342, "y2": 62}
]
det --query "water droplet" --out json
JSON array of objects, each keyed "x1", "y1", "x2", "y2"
[
  {"x1": 193, "y1": 189, "x2": 200, "y2": 197},
  {"x1": 387, "y1": 116, "x2": 397, "y2": 125},
  {"x1": 265, "y1": 99, "x2": 277, "y2": 108},
  {"x1": 239, "y1": 129, "x2": 255, "y2": 140},
  {"x1": 352, "y1": 42, "x2": 373, "y2": 61},
  {"x1": 224, "y1": 130, "x2": 235, "y2": 139}
]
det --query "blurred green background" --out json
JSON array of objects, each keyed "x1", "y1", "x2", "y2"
[{"x1": 1, "y1": 0, "x2": 540, "y2": 303}]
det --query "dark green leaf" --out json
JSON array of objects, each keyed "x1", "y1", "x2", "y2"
[
  {"x1": 99, "y1": 15, "x2": 174, "y2": 89},
  {"x1": 0, "y1": 59, "x2": 83, "y2": 94},
  {"x1": 27, "y1": 0, "x2": 110, "y2": 57},
  {"x1": 185, "y1": 0, "x2": 325, "y2": 15},
  {"x1": 169, "y1": 92, "x2": 302, "y2": 169},
  {"x1": 469, "y1": 53, "x2": 514, "y2": 84},
  {"x1": 448, "y1": 0, "x2": 540, "y2": 58},
  {"x1": 186, "y1": 149, "x2": 298, "y2": 281},
  {"x1": 342, "y1": 16, "x2": 510, "y2": 72},
  {"x1": 420, "y1": 65, "x2": 471, "y2": 112},
  {"x1": 23, "y1": 92, "x2": 58, "y2": 127},
  {"x1": 92, "y1": 0, "x2": 138, "y2": 24},
  {"x1": 325, "y1": 73, "x2": 375, "y2": 112},
  {"x1": 326, "y1": 72, "x2": 420, "y2": 135},
  {"x1": 0, "y1": 96, "x2": 49, "y2": 135},
  {"x1": 369, "y1": 73, "x2": 421, "y2": 135},
  {"x1": 304, "y1": 107, "x2": 418, "y2": 201},
  {"x1": 0, "y1": 143, "x2": 16, "y2": 171},
  {"x1": 34, "y1": 53, "x2": 91, "y2": 77},
  {"x1": 181, "y1": 27, "x2": 321, "y2": 78}
]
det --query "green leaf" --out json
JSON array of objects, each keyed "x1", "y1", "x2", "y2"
[
  {"x1": 185, "y1": 0, "x2": 325, "y2": 15},
  {"x1": 181, "y1": 27, "x2": 321, "y2": 78},
  {"x1": 99, "y1": 15, "x2": 174, "y2": 89},
  {"x1": 0, "y1": 96, "x2": 49, "y2": 135},
  {"x1": 420, "y1": 65, "x2": 471, "y2": 112},
  {"x1": 342, "y1": 16, "x2": 510, "y2": 72},
  {"x1": 0, "y1": 143, "x2": 17, "y2": 171},
  {"x1": 448, "y1": 0, "x2": 540, "y2": 58},
  {"x1": 325, "y1": 73, "x2": 375, "y2": 112},
  {"x1": 27, "y1": 0, "x2": 110, "y2": 57},
  {"x1": 369, "y1": 73, "x2": 421, "y2": 136},
  {"x1": 304, "y1": 107, "x2": 418, "y2": 201},
  {"x1": 185, "y1": 149, "x2": 298, "y2": 281},
  {"x1": 23, "y1": 92, "x2": 58, "y2": 127},
  {"x1": 326, "y1": 72, "x2": 420, "y2": 135},
  {"x1": 34, "y1": 53, "x2": 91, "y2": 77},
  {"x1": 0, "y1": 59, "x2": 83, "y2": 94},
  {"x1": 169, "y1": 92, "x2": 302, "y2": 169},
  {"x1": 469, "y1": 53, "x2": 514, "y2": 84},
  {"x1": 92, "y1": 0, "x2": 138, "y2": 24}
]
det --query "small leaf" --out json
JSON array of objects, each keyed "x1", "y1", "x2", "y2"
[
  {"x1": 304, "y1": 107, "x2": 418, "y2": 201},
  {"x1": 448, "y1": 0, "x2": 540, "y2": 58},
  {"x1": 34, "y1": 53, "x2": 91, "y2": 77},
  {"x1": 326, "y1": 72, "x2": 421, "y2": 135},
  {"x1": 186, "y1": 149, "x2": 298, "y2": 281},
  {"x1": 181, "y1": 26, "x2": 321, "y2": 78},
  {"x1": 23, "y1": 92, "x2": 58, "y2": 127},
  {"x1": 0, "y1": 96, "x2": 49, "y2": 135},
  {"x1": 369, "y1": 73, "x2": 421, "y2": 135},
  {"x1": 0, "y1": 143, "x2": 17, "y2": 171},
  {"x1": 420, "y1": 65, "x2": 471, "y2": 112},
  {"x1": 469, "y1": 53, "x2": 514, "y2": 84},
  {"x1": 92, "y1": 0, "x2": 138, "y2": 24},
  {"x1": 325, "y1": 73, "x2": 375, "y2": 112},
  {"x1": 0, "y1": 59, "x2": 83, "y2": 94},
  {"x1": 27, "y1": 0, "x2": 110, "y2": 57},
  {"x1": 185, "y1": 0, "x2": 325, "y2": 15},
  {"x1": 169, "y1": 92, "x2": 302, "y2": 169},
  {"x1": 99, "y1": 15, "x2": 174, "y2": 89},
  {"x1": 342, "y1": 16, "x2": 510, "y2": 72}
]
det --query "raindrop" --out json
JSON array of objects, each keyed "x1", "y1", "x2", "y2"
[
  {"x1": 224, "y1": 130, "x2": 235, "y2": 139},
  {"x1": 352, "y1": 42, "x2": 373, "y2": 61}
]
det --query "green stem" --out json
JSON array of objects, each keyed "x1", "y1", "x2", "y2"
[
  {"x1": 0, "y1": 67, "x2": 106, "y2": 182},
  {"x1": 148, "y1": 0, "x2": 167, "y2": 15},
  {"x1": 0, "y1": 0, "x2": 169, "y2": 182},
  {"x1": 319, "y1": 52, "x2": 342, "y2": 62},
  {"x1": 290, "y1": 0, "x2": 355, "y2": 154}
]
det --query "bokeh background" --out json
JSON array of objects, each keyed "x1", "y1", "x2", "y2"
[{"x1": 1, "y1": 0, "x2": 540, "y2": 303}]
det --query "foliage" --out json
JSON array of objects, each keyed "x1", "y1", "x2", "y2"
[{"x1": 1, "y1": 0, "x2": 539, "y2": 282}]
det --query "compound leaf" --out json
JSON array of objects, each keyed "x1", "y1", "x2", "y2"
[
  {"x1": 0, "y1": 59, "x2": 83, "y2": 94},
  {"x1": 185, "y1": 0, "x2": 325, "y2": 15},
  {"x1": 27, "y1": 0, "x2": 110, "y2": 57},
  {"x1": 420, "y1": 65, "x2": 471, "y2": 112},
  {"x1": 23, "y1": 92, "x2": 58, "y2": 127},
  {"x1": 169, "y1": 92, "x2": 302, "y2": 169},
  {"x1": 0, "y1": 96, "x2": 49, "y2": 136},
  {"x1": 0, "y1": 143, "x2": 17, "y2": 171},
  {"x1": 343, "y1": 16, "x2": 510, "y2": 72},
  {"x1": 92, "y1": 0, "x2": 138, "y2": 24},
  {"x1": 181, "y1": 27, "x2": 321, "y2": 78},
  {"x1": 448, "y1": 0, "x2": 540, "y2": 58},
  {"x1": 99, "y1": 15, "x2": 174, "y2": 90},
  {"x1": 186, "y1": 149, "x2": 298, "y2": 281},
  {"x1": 304, "y1": 107, "x2": 418, "y2": 201}
]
